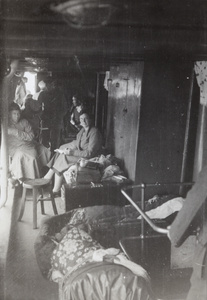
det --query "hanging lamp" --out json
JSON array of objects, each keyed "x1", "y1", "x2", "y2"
[{"x1": 50, "y1": 0, "x2": 122, "y2": 29}]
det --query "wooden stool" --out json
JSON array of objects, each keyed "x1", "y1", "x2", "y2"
[{"x1": 18, "y1": 178, "x2": 58, "y2": 229}]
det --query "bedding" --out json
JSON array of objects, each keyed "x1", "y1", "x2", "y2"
[
  {"x1": 60, "y1": 262, "x2": 155, "y2": 300},
  {"x1": 49, "y1": 222, "x2": 155, "y2": 300},
  {"x1": 35, "y1": 195, "x2": 178, "y2": 279},
  {"x1": 50, "y1": 226, "x2": 150, "y2": 280},
  {"x1": 34, "y1": 195, "x2": 181, "y2": 300},
  {"x1": 51, "y1": 226, "x2": 103, "y2": 277},
  {"x1": 137, "y1": 197, "x2": 184, "y2": 220}
]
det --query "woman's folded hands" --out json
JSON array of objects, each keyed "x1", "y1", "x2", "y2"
[
  {"x1": 54, "y1": 148, "x2": 73, "y2": 155},
  {"x1": 8, "y1": 128, "x2": 18, "y2": 136}
]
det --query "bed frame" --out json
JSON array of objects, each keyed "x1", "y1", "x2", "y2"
[
  {"x1": 121, "y1": 182, "x2": 193, "y2": 237},
  {"x1": 119, "y1": 182, "x2": 194, "y2": 298},
  {"x1": 119, "y1": 182, "x2": 194, "y2": 275}
]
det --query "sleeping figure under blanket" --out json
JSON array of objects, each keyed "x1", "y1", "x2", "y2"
[{"x1": 35, "y1": 206, "x2": 158, "y2": 300}]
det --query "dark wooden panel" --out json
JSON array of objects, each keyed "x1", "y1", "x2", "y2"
[
  {"x1": 106, "y1": 62, "x2": 144, "y2": 181},
  {"x1": 135, "y1": 62, "x2": 199, "y2": 190}
]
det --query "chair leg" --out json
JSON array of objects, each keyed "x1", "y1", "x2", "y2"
[
  {"x1": 49, "y1": 186, "x2": 58, "y2": 215},
  {"x1": 51, "y1": 196, "x2": 58, "y2": 215},
  {"x1": 33, "y1": 187, "x2": 38, "y2": 229},
  {"x1": 18, "y1": 187, "x2": 27, "y2": 221},
  {"x1": 39, "y1": 188, "x2": 45, "y2": 215}
]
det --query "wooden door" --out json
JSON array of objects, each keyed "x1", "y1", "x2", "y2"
[
  {"x1": 135, "y1": 61, "x2": 199, "y2": 197},
  {"x1": 106, "y1": 62, "x2": 144, "y2": 181}
]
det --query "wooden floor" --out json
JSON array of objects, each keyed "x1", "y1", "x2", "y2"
[
  {"x1": 1, "y1": 184, "x2": 65, "y2": 300},
  {"x1": 0, "y1": 184, "x2": 15, "y2": 300}
]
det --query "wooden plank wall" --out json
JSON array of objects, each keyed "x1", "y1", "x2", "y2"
[
  {"x1": 106, "y1": 61, "x2": 199, "y2": 197},
  {"x1": 135, "y1": 61, "x2": 199, "y2": 197},
  {"x1": 106, "y1": 62, "x2": 144, "y2": 181}
]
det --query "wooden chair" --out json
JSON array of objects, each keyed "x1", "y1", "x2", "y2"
[{"x1": 18, "y1": 178, "x2": 58, "y2": 229}]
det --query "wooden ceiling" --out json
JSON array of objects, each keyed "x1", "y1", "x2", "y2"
[{"x1": 2, "y1": 0, "x2": 207, "y2": 73}]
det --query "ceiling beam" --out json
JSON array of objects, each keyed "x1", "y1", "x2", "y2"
[{"x1": 3, "y1": 21, "x2": 207, "y2": 61}]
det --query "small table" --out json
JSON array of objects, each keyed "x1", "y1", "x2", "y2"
[{"x1": 61, "y1": 181, "x2": 130, "y2": 212}]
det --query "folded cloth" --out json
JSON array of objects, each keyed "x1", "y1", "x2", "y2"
[{"x1": 92, "y1": 248, "x2": 150, "y2": 283}]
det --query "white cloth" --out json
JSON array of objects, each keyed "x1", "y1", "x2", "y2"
[
  {"x1": 92, "y1": 248, "x2": 150, "y2": 283},
  {"x1": 138, "y1": 197, "x2": 184, "y2": 220}
]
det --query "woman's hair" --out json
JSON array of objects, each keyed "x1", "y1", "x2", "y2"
[
  {"x1": 80, "y1": 112, "x2": 94, "y2": 123},
  {"x1": 9, "y1": 102, "x2": 21, "y2": 112}
]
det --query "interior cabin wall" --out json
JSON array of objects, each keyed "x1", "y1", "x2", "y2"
[
  {"x1": 136, "y1": 61, "x2": 199, "y2": 197},
  {"x1": 95, "y1": 73, "x2": 108, "y2": 143},
  {"x1": 105, "y1": 61, "x2": 199, "y2": 197},
  {"x1": 106, "y1": 62, "x2": 144, "y2": 181}
]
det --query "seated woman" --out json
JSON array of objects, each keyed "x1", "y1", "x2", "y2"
[
  {"x1": 44, "y1": 113, "x2": 102, "y2": 195},
  {"x1": 64, "y1": 95, "x2": 85, "y2": 137},
  {"x1": 35, "y1": 205, "x2": 155, "y2": 300},
  {"x1": 70, "y1": 96, "x2": 85, "y2": 131},
  {"x1": 8, "y1": 102, "x2": 51, "y2": 185}
]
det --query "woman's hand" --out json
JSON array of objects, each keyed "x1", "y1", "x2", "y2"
[
  {"x1": 54, "y1": 148, "x2": 73, "y2": 155},
  {"x1": 54, "y1": 149, "x2": 64, "y2": 154},
  {"x1": 63, "y1": 148, "x2": 73, "y2": 155}
]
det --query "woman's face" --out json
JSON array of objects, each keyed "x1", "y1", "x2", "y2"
[
  {"x1": 72, "y1": 97, "x2": 78, "y2": 106},
  {"x1": 80, "y1": 114, "x2": 90, "y2": 129},
  {"x1": 10, "y1": 110, "x2": 21, "y2": 123}
]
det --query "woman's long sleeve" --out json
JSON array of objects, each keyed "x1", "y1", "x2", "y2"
[
  {"x1": 9, "y1": 119, "x2": 35, "y2": 141},
  {"x1": 70, "y1": 128, "x2": 102, "y2": 158}
]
